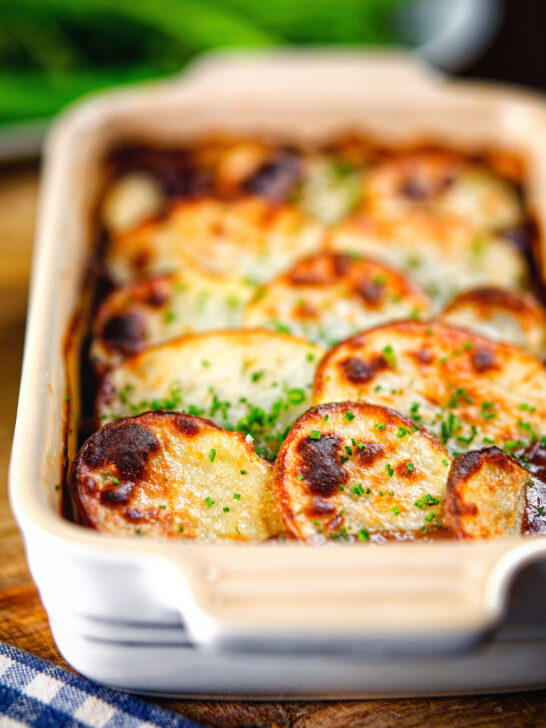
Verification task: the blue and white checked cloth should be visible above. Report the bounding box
[0,642,203,728]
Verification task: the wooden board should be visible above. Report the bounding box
[1,167,546,728]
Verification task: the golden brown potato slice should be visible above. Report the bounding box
[314,321,546,457]
[441,287,546,358]
[101,172,164,232]
[328,213,527,306]
[105,196,324,285]
[191,137,302,200]
[91,268,254,369]
[71,411,282,541]
[444,447,529,539]
[361,150,523,230]
[97,330,322,459]
[273,402,451,541]
[243,252,429,348]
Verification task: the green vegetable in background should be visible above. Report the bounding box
[0,0,409,126]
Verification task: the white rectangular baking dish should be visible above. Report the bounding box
[9,50,546,697]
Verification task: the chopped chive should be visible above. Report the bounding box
[422,493,439,506]
[204,496,215,507]
[310,430,321,440]
[357,528,370,542]
[223,507,230,512]
[385,464,394,477]
[233,493,241,500]
[343,411,355,422]
[382,344,397,368]
[296,474,304,481]
[287,388,305,404]
[392,506,400,515]
[351,483,364,496]
[209,448,216,462]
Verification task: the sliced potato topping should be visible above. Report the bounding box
[273,401,451,541]
[361,150,523,230]
[328,212,526,307]
[314,321,546,457]
[444,447,529,539]
[105,196,324,285]
[189,137,278,198]
[91,268,254,369]
[97,330,322,459]
[296,155,363,224]
[243,252,430,347]
[101,172,164,232]
[441,287,546,358]
[71,411,282,541]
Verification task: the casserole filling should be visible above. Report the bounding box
[69,137,546,542]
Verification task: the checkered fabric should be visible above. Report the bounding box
[0,642,203,727]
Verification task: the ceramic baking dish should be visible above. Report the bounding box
[9,51,546,697]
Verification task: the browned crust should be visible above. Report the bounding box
[70,410,239,529]
[253,250,429,305]
[273,400,446,539]
[443,286,545,317]
[312,319,541,402]
[93,274,173,359]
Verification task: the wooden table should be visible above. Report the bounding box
[1,167,546,728]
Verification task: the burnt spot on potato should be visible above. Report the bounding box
[100,481,134,506]
[173,414,202,437]
[243,149,301,201]
[340,355,388,383]
[356,441,384,466]
[355,278,382,305]
[305,496,337,516]
[82,421,159,482]
[410,347,434,366]
[471,346,498,373]
[296,433,348,498]
[102,312,146,356]
[399,172,454,201]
